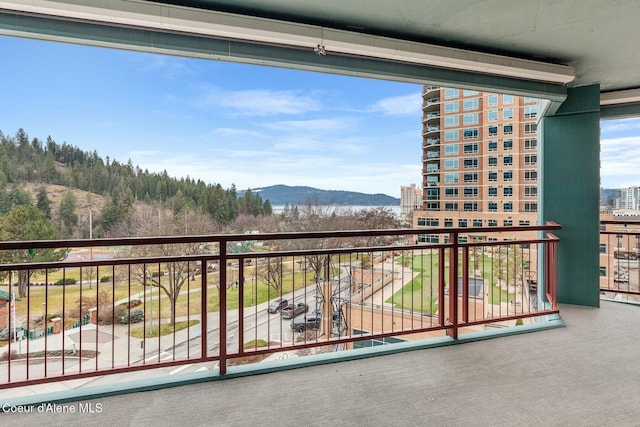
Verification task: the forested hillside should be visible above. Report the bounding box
[0,128,272,238]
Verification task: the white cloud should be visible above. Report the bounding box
[368,92,422,116]
[601,117,640,133]
[264,118,349,132]
[600,136,640,187]
[197,87,321,116]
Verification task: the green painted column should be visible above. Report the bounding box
[541,85,600,307]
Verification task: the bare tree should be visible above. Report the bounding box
[258,257,284,294]
[126,206,219,325]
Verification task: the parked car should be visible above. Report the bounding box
[281,302,309,319]
[119,309,144,324]
[291,314,321,332]
[267,298,288,314]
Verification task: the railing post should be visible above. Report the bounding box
[461,245,469,324]
[219,239,227,375]
[447,231,459,339]
[200,256,208,364]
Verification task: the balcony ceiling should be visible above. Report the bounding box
[152,0,639,94]
[1,1,640,99]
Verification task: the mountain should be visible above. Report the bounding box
[245,185,400,206]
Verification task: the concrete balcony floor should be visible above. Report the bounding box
[3,300,640,426]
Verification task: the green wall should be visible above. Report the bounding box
[541,85,600,307]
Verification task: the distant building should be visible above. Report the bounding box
[615,187,640,210]
[400,184,422,220]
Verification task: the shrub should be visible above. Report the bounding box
[54,278,77,285]
[99,275,111,283]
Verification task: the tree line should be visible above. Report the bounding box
[0,128,272,237]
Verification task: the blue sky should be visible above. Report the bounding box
[0,36,422,198]
[0,35,636,198]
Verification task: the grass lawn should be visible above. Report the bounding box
[128,320,199,338]
[387,252,514,312]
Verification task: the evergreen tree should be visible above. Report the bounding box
[58,191,78,237]
[36,186,52,218]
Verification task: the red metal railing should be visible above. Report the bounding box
[600,220,640,301]
[0,223,560,388]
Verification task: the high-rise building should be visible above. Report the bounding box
[414,86,540,242]
[615,187,640,210]
[400,183,422,220]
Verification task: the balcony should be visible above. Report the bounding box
[0,225,559,395]
[599,219,640,301]
[425,137,440,147]
[1,300,629,425]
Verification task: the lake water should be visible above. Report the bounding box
[271,205,401,216]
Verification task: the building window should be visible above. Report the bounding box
[444,218,453,227]
[445,101,459,113]
[519,220,530,226]
[503,94,514,104]
[463,172,478,183]
[488,202,498,212]
[463,202,478,211]
[488,219,498,227]
[426,188,439,200]
[524,97,537,103]
[444,159,459,169]
[463,98,479,111]
[445,202,458,211]
[599,266,607,277]
[525,122,538,134]
[463,113,479,125]
[417,217,440,227]
[503,219,513,226]
[418,234,440,243]
[504,202,513,212]
[524,154,537,165]
[444,88,459,99]
[444,144,459,155]
[488,172,498,182]
[444,116,459,128]
[504,155,513,166]
[524,170,537,181]
[503,108,513,120]
[463,143,479,154]
[488,156,498,166]
[488,94,498,106]
[488,110,498,121]
[463,90,479,96]
[463,157,479,168]
[464,187,478,197]
[503,139,513,150]
[524,185,537,197]
[524,202,538,212]
[503,124,513,135]
[488,140,498,151]
[599,243,607,254]
[463,128,479,139]
[524,106,537,118]
[488,186,498,196]
[488,126,498,136]
[503,171,513,181]
[524,138,537,150]
[445,130,459,141]
[444,173,459,183]
[473,219,483,227]
[459,219,468,227]
[503,186,513,196]
[445,188,458,197]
